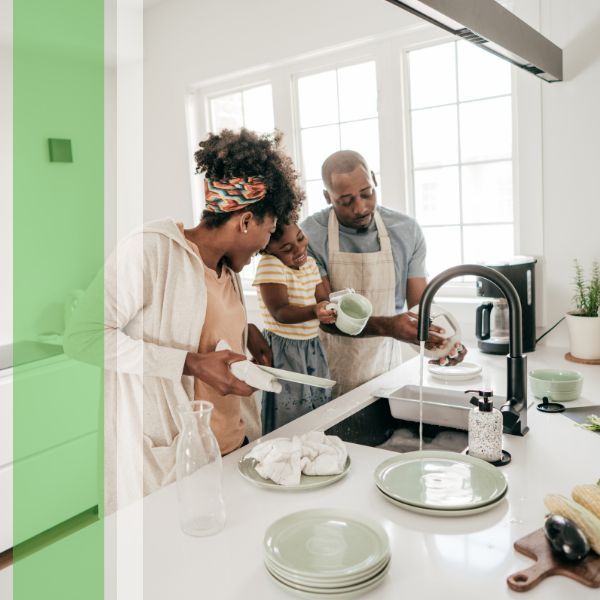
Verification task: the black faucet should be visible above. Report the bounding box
[417,264,529,436]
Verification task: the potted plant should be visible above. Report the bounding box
[566,260,600,361]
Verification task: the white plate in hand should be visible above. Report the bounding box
[428,362,482,381]
[257,365,336,388]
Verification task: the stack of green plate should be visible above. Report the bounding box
[374,450,508,517]
[263,508,391,598]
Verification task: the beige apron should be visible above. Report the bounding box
[321,209,402,397]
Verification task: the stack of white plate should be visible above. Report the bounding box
[374,450,508,517]
[263,508,391,598]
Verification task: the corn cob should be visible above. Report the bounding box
[572,483,600,519]
[544,493,600,554]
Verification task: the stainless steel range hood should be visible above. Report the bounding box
[385,0,563,82]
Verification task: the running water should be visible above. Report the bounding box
[418,341,425,451]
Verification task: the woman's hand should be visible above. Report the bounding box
[183,350,256,396]
[247,323,272,366]
[314,301,337,324]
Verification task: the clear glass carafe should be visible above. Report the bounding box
[176,401,225,536]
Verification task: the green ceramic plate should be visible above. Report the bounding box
[265,559,390,598]
[265,553,390,588]
[376,485,508,517]
[374,450,507,510]
[258,365,336,388]
[238,455,350,491]
[263,508,389,579]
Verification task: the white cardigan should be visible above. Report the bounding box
[64,219,259,514]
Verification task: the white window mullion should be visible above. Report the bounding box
[454,42,465,266]
[377,39,408,213]
[270,68,297,166]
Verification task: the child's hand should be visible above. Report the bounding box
[314,301,336,324]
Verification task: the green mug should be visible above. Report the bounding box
[327,292,373,336]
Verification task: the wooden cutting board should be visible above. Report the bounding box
[507,528,600,592]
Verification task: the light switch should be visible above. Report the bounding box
[48,138,73,162]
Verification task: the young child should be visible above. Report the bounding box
[253,217,336,434]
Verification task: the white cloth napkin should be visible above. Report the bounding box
[246,432,348,486]
[216,340,282,393]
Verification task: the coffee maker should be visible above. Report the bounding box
[475,257,537,354]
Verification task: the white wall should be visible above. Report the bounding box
[536,0,600,343]
[144,0,600,348]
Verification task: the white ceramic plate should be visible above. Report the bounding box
[428,362,482,381]
[374,450,507,510]
[265,558,390,599]
[376,485,507,517]
[263,508,389,579]
[258,365,336,389]
[238,455,351,491]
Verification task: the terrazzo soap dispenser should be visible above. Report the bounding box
[466,389,503,462]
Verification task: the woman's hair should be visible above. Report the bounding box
[194,128,304,228]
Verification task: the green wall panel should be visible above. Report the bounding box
[13,1,104,598]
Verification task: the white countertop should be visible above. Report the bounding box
[133,346,600,600]
[3,346,599,599]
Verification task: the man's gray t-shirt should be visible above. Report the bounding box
[300,206,427,312]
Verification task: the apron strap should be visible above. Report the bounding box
[327,207,392,257]
[373,210,392,253]
[327,208,340,254]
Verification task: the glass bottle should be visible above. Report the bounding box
[176,401,225,536]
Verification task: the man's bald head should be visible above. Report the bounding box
[321,150,370,191]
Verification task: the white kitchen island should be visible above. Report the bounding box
[2,346,599,600]
[133,346,600,600]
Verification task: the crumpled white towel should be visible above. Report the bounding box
[246,432,348,486]
[216,340,282,393]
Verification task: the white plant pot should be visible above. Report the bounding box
[566,312,600,360]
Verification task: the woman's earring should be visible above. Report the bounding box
[243,229,248,234]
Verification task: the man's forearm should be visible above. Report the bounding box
[320,315,394,338]
[362,315,395,337]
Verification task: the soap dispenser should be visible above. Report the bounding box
[465,389,502,463]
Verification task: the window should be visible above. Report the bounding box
[407,41,513,279]
[209,84,274,134]
[296,61,381,215]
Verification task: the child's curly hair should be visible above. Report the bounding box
[194,128,304,228]
[268,208,300,244]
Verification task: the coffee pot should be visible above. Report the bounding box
[475,257,537,355]
[476,298,510,354]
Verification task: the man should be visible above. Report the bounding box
[301,150,464,396]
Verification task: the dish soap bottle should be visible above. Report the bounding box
[466,389,502,463]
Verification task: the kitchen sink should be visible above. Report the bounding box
[386,385,505,431]
[325,392,472,453]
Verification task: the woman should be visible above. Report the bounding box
[64,128,303,514]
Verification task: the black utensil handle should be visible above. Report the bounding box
[476,302,493,341]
